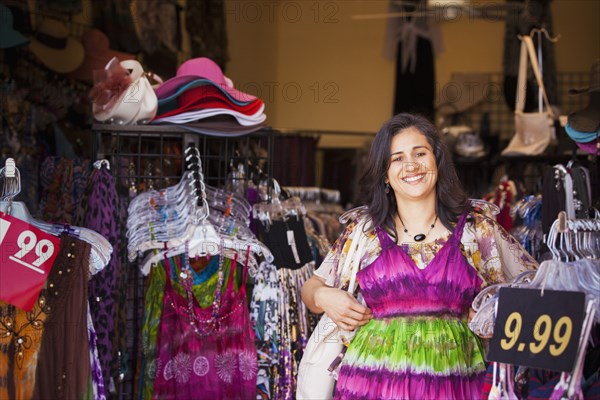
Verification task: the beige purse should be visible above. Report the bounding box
[296,218,369,400]
[502,35,556,156]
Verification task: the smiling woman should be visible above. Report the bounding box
[299,113,539,400]
[363,113,468,244]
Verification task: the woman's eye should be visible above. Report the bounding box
[392,156,403,162]
[416,152,426,157]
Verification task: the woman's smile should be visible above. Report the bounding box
[387,127,437,201]
[402,172,426,184]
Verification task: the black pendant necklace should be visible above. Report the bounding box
[398,214,438,242]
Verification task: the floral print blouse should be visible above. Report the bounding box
[315,211,539,291]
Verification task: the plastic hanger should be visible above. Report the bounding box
[126,147,274,270]
[252,178,307,224]
[127,150,252,244]
[127,189,256,260]
[137,220,271,276]
[127,150,235,253]
[567,299,597,398]
[0,159,112,273]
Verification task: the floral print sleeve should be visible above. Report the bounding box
[462,212,538,286]
[314,217,381,289]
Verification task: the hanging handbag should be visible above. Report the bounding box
[296,218,370,400]
[502,35,556,156]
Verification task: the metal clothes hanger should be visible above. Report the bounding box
[529,27,561,43]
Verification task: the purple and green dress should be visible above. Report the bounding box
[334,210,486,399]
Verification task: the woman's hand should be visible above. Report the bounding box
[314,286,373,331]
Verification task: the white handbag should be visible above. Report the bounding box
[92,58,161,124]
[502,35,556,156]
[296,218,370,400]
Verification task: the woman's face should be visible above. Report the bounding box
[386,127,438,202]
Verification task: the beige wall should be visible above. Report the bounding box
[225,0,600,148]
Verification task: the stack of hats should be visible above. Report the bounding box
[152,58,266,135]
[565,60,600,155]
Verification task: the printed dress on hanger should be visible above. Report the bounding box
[152,249,258,400]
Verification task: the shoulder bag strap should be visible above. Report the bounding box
[522,35,556,118]
[348,220,369,296]
[515,37,529,114]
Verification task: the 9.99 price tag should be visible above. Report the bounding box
[487,287,586,372]
[0,212,60,311]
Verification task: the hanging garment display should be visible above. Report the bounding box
[252,192,320,399]
[383,0,439,119]
[152,248,257,399]
[84,163,121,392]
[31,235,93,400]
[249,261,280,400]
[0,235,92,400]
[0,158,115,399]
[130,145,271,398]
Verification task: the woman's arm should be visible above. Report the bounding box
[301,275,372,331]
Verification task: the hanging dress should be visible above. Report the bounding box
[335,210,487,399]
[152,249,258,399]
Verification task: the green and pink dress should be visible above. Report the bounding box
[335,210,486,399]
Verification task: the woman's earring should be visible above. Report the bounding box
[385,182,390,194]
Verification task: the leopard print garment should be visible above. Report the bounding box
[85,166,120,392]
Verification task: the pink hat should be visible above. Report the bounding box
[154,57,257,103]
[154,85,264,120]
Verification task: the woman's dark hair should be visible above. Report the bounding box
[358,113,468,240]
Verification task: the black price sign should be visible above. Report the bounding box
[487,287,586,372]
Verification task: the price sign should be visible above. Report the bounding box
[488,287,586,372]
[0,212,60,311]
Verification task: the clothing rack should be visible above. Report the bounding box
[91,123,275,399]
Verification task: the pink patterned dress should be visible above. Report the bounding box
[334,210,486,399]
[152,249,258,400]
